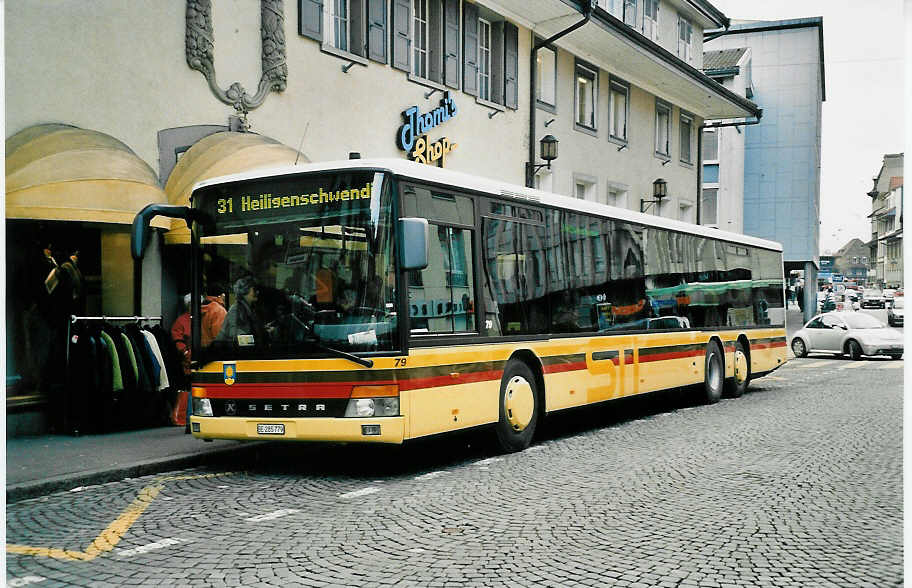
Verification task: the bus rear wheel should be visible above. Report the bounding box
[700,341,724,404]
[494,360,540,453]
[724,340,750,398]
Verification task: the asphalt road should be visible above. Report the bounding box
[6,353,902,588]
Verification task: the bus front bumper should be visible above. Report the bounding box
[190,416,405,444]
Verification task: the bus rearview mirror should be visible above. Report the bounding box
[399,217,429,270]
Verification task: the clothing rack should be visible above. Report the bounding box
[71,315,162,323]
[66,315,163,372]
[63,314,167,436]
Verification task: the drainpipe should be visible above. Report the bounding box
[695,116,761,225]
[526,3,594,187]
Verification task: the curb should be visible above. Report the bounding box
[7,442,269,504]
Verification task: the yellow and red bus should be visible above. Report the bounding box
[133,159,787,452]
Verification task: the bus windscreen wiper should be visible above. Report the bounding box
[293,315,374,368]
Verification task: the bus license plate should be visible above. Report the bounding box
[257,424,285,435]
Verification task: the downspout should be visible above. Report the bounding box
[695,115,762,225]
[526,3,593,187]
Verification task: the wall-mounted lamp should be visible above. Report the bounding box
[341,61,357,73]
[424,88,440,99]
[488,109,502,119]
[617,143,627,152]
[640,178,667,213]
[544,118,555,127]
[525,135,559,182]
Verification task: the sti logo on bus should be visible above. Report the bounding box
[223,363,237,385]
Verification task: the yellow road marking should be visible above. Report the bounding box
[7,471,234,562]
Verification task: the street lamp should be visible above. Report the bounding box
[525,135,559,184]
[640,178,667,213]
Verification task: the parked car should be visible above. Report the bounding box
[861,288,885,309]
[791,312,903,360]
[887,296,904,326]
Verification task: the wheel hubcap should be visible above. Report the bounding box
[504,376,535,432]
[734,350,748,385]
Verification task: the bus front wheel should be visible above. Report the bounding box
[494,360,540,453]
[701,341,724,404]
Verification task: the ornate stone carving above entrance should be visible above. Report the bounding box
[186,0,287,114]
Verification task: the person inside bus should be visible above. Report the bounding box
[216,277,267,345]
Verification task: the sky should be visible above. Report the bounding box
[708,0,906,255]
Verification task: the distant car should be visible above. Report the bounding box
[884,289,897,303]
[861,288,885,309]
[887,297,904,326]
[791,311,903,360]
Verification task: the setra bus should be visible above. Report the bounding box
[132,158,787,452]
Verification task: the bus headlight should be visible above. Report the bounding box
[344,385,399,417]
[343,397,399,417]
[192,397,213,417]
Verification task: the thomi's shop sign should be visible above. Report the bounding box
[396,92,458,167]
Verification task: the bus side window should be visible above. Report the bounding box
[409,225,476,335]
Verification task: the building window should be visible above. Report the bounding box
[536,44,556,107]
[478,18,492,101]
[702,129,718,161]
[701,187,718,225]
[655,100,671,157]
[412,0,429,78]
[863,256,868,264]
[599,0,624,19]
[609,78,629,144]
[574,176,596,201]
[575,61,598,131]
[642,0,659,42]
[677,15,693,63]
[680,112,693,164]
[329,0,350,52]
[608,185,628,208]
[624,0,637,27]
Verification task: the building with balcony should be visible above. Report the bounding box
[703,17,825,320]
[6,0,758,434]
[867,154,904,289]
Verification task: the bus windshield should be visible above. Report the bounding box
[194,170,398,359]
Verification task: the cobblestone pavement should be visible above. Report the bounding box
[7,357,903,587]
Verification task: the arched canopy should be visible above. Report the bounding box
[6,124,169,227]
[163,131,308,243]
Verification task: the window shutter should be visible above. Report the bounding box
[299,0,323,41]
[350,0,365,56]
[443,0,459,88]
[391,0,411,71]
[462,2,478,96]
[490,21,504,105]
[428,0,443,83]
[503,22,518,109]
[367,0,387,63]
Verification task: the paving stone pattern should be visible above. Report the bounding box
[6,358,902,587]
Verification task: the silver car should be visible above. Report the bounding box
[791,311,903,360]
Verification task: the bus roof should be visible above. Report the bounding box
[192,158,783,252]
